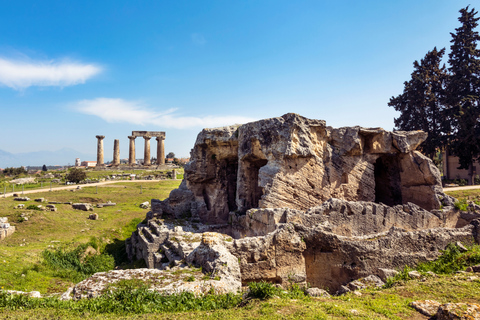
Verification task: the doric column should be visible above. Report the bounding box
[96,135,105,166]
[156,137,165,165]
[128,136,136,166]
[143,136,151,166]
[113,139,120,166]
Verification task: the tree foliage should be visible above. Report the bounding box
[389,6,480,184]
[2,167,28,176]
[388,47,447,160]
[66,168,87,183]
[445,6,480,181]
[42,164,48,172]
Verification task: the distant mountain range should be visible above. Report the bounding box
[0,148,96,168]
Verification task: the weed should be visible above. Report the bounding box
[384,243,480,288]
[26,205,41,211]
[454,199,468,211]
[40,239,115,283]
[417,242,480,274]
[247,281,279,300]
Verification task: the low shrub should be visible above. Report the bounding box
[384,243,480,288]
[41,238,115,283]
[26,205,42,211]
[454,199,469,211]
[247,281,279,300]
[417,242,480,274]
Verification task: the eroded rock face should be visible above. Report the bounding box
[126,113,480,294]
[153,113,447,225]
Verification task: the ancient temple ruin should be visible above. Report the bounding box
[126,113,480,293]
[95,131,166,167]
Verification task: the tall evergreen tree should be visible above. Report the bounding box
[388,47,447,160]
[445,6,480,185]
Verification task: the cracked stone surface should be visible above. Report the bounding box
[123,114,480,295]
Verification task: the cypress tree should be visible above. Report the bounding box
[445,6,480,185]
[388,47,447,161]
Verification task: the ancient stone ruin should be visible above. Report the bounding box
[95,131,166,168]
[126,113,480,294]
[0,217,15,240]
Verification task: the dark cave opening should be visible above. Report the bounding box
[374,155,403,206]
[244,158,268,211]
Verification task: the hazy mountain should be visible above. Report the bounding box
[0,148,96,167]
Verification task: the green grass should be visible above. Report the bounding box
[0,177,479,319]
[445,188,480,202]
[0,179,181,293]
[0,243,479,319]
[0,168,184,194]
[1,270,479,319]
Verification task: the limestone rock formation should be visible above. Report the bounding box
[126,113,480,294]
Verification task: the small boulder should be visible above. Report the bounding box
[466,265,480,273]
[377,268,399,281]
[60,287,73,301]
[411,300,441,317]
[13,197,30,201]
[306,287,330,297]
[72,203,93,211]
[436,302,480,320]
[88,213,98,220]
[408,271,422,279]
[34,198,45,203]
[456,241,468,252]
[335,285,351,295]
[140,201,150,209]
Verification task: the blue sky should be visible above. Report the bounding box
[0,0,477,163]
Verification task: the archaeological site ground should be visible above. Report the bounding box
[1,114,480,319]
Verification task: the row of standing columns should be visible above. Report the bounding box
[96,135,165,166]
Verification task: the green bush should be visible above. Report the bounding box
[41,239,115,283]
[384,243,480,288]
[26,205,42,210]
[454,199,469,211]
[247,281,279,300]
[417,242,480,274]
[66,168,87,183]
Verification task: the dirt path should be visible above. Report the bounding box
[0,180,169,198]
[443,185,480,191]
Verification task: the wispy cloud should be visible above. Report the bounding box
[74,97,255,129]
[0,57,101,90]
[191,33,206,45]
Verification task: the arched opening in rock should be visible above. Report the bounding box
[374,155,402,206]
[243,158,268,210]
[225,160,238,212]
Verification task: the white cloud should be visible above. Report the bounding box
[0,57,101,90]
[74,97,256,129]
[191,33,206,45]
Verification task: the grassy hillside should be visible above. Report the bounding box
[0,180,181,293]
